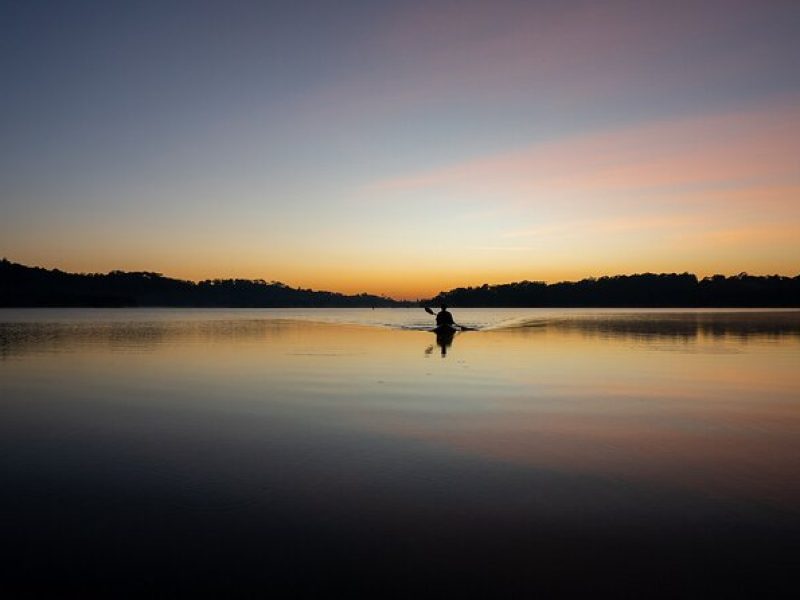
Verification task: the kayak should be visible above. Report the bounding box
[432,325,459,335]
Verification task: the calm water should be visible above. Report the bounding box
[2,308,799,595]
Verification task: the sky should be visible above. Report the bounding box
[1,0,798,299]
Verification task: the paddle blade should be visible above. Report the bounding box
[424,307,435,315]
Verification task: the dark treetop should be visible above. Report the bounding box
[421,272,800,308]
[2,259,799,308]
[0,259,405,308]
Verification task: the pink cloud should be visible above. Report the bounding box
[503,213,707,239]
[367,98,800,202]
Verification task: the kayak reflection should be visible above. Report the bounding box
[425,325,457,357]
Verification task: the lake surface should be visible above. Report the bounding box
[2,308,799,595]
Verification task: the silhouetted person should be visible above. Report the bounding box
[436,304,454,327]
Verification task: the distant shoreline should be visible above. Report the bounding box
[2,259,799,308]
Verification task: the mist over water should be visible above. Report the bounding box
[2,308,799,595]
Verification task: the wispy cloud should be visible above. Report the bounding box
[470,245,540,252]
[503,213,706,240]
[369,98,799,194]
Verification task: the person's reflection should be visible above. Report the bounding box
[425,327,456,357]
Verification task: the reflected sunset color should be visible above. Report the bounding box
[2,308,799,594]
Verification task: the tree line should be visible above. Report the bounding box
[422,272,800,307]
[3,259,799,307]
[0,259,403,307]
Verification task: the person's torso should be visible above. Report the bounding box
[436,311,454,325]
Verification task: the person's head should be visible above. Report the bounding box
[440,304,448,311]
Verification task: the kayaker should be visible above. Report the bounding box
[436,304,454,327]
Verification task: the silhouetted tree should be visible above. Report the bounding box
[422,272,799,307]
[0,259,407,308]
[2,259,798,307]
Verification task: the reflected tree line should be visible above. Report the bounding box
[532,313,800,341]
[2,313,798,362]
[0,319,313,360]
